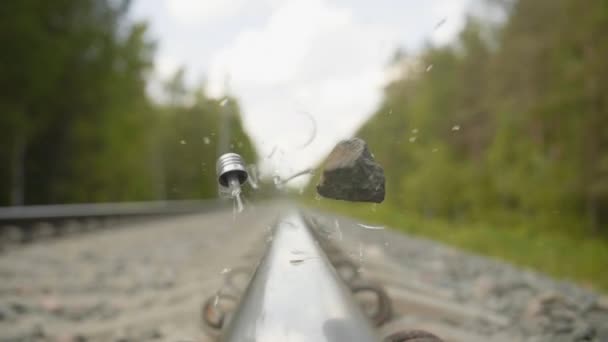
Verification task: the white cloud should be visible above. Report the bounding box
[133,0,472,187]
[165,0,247,26]
[208,0,354,90]
[207,0,398,184]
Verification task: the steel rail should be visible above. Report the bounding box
[0,200,227,245]
[0,200,224,223]
[223,210,379,342]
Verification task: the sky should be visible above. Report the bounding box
[130,0,472,187]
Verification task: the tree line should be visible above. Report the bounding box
[356,0,608,235]
[0,0,256,206]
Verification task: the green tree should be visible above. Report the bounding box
[0,1,258,205]
[351,0,608,234]
[157,73,257,199]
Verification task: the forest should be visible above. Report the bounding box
[355,0,608,234]
[0,1,256,206]
[316,0,608,290]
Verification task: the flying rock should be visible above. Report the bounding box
[316,138,385,203]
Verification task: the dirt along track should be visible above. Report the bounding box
[0,202,607,342]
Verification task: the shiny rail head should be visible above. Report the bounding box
[223,211,379,342]
[216,153,249,187]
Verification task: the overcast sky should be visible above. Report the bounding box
[130,0,471,186]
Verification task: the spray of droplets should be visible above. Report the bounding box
[357,223,385,230]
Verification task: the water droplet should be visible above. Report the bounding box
[409,136,417,143]
[452,125,460,131]
[273,176,282,190]
[357,223,385,230]
[267,146,278,158]
[220,97,228,106]
[278,168,314,186]
[213,293,220,307]
[432,148,439,153]
[412,128,419,134]
[233,193,243,214]
[334,219,343,241]
[180,140,186,145]
[220,268,231,274]
[434,18,447,30]
[358,243,364,265]
[294,110,317,149]
[426,64,433,72]
[228,177,244,215]
[203,137,211,144]
[388,109,393,115]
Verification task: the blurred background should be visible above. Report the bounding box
[1,0,606,292]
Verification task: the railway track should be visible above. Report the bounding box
[0,201,225,248]
[0,202,606,341]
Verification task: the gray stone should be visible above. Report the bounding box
[316,138,385,203]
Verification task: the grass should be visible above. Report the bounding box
[305,199,608,293]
